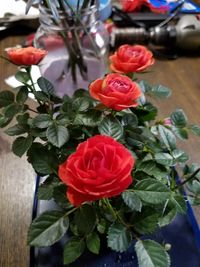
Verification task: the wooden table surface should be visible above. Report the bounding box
[0,34,200,267]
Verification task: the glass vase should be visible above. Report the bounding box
[34,1,109,97]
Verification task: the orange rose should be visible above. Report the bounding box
[89,73,141,111]
[109,44,155,74]
[7,46,47,66]
[58,135,134,206]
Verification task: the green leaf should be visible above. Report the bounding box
[53,184,71,209]
[158,208,177,227]
[121,113,138,127]
[172,126,188,140]
[63,238,85,264]
[188,180,200,194]
[16,86,28,103]
[17,113,30,125]
[34,91,50,102]
[74,204,96,234]
[148,84,171,99]
[139,80,151,93]
[73,97,90,112]
[136,161,168,181]
[0,90,15,108]
[143,102,158,121]
[97,218,107,234]
[189,124,200,136]
[46,123,69,148]
[37,175,60,200]
[158,125,176,151]
[33,114,52,129]
[170,109,187,127]
[27,143,58,174]
[170,195,187,214]
[86,232,100,254]
[4,103,21,119]
[28,210,69,246]
[135,240,170,267]
[37,77,54,95]
[56,114,71,125]
[0,115,12,128]
[98,116,123,140]
[122,191,142,211]
[172,149,189,163]
[15,71,29,83]
[5,124,27,136]
[73,111,102,127]
[133,210,159,234]
[155,153,175,166]
[134,179,170,204]
[107,223,132,252]
[12,135,33,157]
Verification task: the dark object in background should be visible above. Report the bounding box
[111,15,200,52]
[0,13,39,39]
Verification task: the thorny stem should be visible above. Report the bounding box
[174,168,200,190]
[25,67,43,106]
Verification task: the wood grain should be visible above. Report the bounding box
[0,36,35,267]
[0,36,200,267]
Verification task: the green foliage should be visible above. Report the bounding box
[74,204,96,234]
[135,240,170,267]
[1,61,200,267]
[63,238,85,264]
[0,90,15,107]
[107,223,132,252]
[12,135,33,157]
[158,125,176,151]
[122,191,142,211]
[86,232,100,254]
[170,109,187,127]
[46,123,69,148]
[15,71,30,83]
[140,80,171,99]
[133,209,159,234]
[98,116,124,140]
[28,210,69,246]
[134,179,170,204]
[37,77,55,95]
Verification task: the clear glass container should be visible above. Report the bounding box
[34,2,109,97]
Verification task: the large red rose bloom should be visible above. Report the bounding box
[58,135,135,206]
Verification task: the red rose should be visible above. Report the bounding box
[121,0,168,13]
[122,0,145,12]
[89,73,141,111]
[109,44,155,74]
[7,46,47,66]
[58,135,135,206]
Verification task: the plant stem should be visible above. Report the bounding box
[174,168,200,190]
[64,207,78,217]
[25,67,43,106]
[28,107,39,114]
[103,198,117,220]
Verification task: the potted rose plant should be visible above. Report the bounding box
[1,44,200,267]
